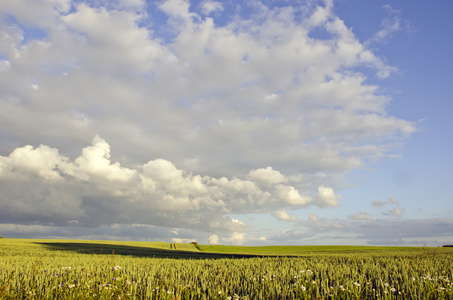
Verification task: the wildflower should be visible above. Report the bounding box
[390,288,396,292]
[218,291,222,294]
[384,283,389,287]
[301,285,306,291]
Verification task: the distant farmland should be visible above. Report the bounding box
[1,239,452,299]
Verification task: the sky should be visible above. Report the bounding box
[0,0,452,246]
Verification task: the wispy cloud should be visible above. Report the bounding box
[368,4,415,44]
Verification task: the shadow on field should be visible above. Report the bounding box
[34,242,262,260]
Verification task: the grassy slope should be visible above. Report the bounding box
[196,244,425,255]
[2,238,445,259]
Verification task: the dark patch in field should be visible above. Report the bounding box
[34,242,267,260]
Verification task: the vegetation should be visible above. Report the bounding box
[1,238,453,299]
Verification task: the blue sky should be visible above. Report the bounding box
[0,0,452,246]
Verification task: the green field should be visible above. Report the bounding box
[1,239,452,299]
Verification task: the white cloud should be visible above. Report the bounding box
[275,185,312,206]
[200,0,223,16]
[221,232,246,245]
[274,209,297,222]
[247,167,286,186]
[208,234,219,244]
[74,135,136,182]
[314,185,340,208]
[0,144,66,181]
[159,0,196,25]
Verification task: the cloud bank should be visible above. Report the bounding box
[0,135,336,242]
[0,0,418,244]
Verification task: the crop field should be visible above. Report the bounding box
[1,239,453,299]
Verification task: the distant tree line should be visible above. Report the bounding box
[442,245,453,247]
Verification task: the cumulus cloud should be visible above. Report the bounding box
[276,185,312,206]
[274,209,297,222]
[0,0,418,242]
[247,167,286,186]
[314,185,340,208]
[0,136,341,241]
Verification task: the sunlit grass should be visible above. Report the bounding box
[195,244,428,255]
[1,238,452,299]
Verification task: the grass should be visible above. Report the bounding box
[195,244,429,256]
[1,238,453,299]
